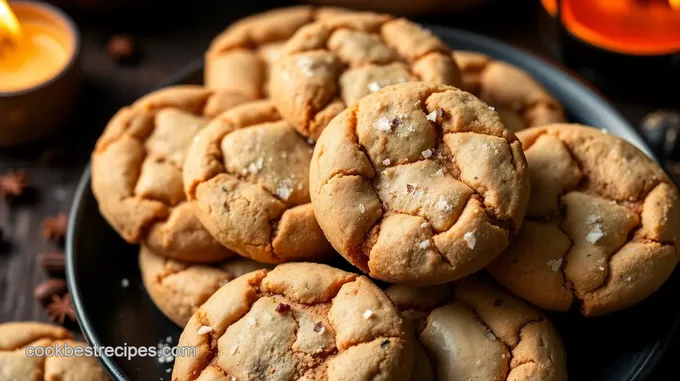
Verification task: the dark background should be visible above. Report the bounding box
[1,0,679,379]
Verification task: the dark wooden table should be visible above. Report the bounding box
[1,1,678,379]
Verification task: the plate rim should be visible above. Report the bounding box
[66,27,675,381]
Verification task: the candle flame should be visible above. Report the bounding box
[670,0,680,10]
[0,0,21,42]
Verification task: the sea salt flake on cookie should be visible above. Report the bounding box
[197,325,213,335]
[368,81,381,92]
[382,158,391,166]
[359,204,366,214]
[426,110,437,122]
[585,224,605,244]
[546,258,563,272]
[586,214,601,224]
[437,197,453,212]
[275,179,294,200]
[374,117,392,132]
[464,231,476,249]
[426,108,444,122]
[435,169,444,177]
[363,309,374,319]
[422,149,433,158]
[418,240,431,250]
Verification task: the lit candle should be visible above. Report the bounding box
[542,0,680,56]
[0,0,73,92]
[0,1,79,146]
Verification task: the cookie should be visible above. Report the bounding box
[453,51,565,132]
[309,82,530,285]
[183,100,333,263]
[488,124,680,316]
[205,6,348,98]
[270,11,462,139]
[0,322,110,381]
[139,245,272,326]
[172,262,414,381]
[386,275,567,381]
[91,85,251,262]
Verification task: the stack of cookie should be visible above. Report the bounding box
[88,6,680,381]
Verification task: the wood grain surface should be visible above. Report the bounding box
[0,1,677,379]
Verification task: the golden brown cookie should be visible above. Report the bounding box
[488,124,680,316]
[453,51,565,132]
[172,262,414,381]
[183,100,334,263]
[309,82,530,285]
[140,245,273,327]
[270,11,462,139]
[91,85,251,263]
[205,6,348,98]
[386,275,567,381]
[0,322,110,381]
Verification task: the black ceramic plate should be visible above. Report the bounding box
[67,27,680,381]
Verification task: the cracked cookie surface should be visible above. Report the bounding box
[91,85,250,262]
[309,82,530,285]
[0,322,110,381]
[140,245,273,327]
[205,6,348,98]
[270,11,462,139]
[453,51,565,132]
[184,100,334,263]
[385,275,567,381]
[488,124,680,316]
[172,262,414,381]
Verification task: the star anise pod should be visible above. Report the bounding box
[0,170,28,198]
[45,294,76,325]
[42,214,68,242]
